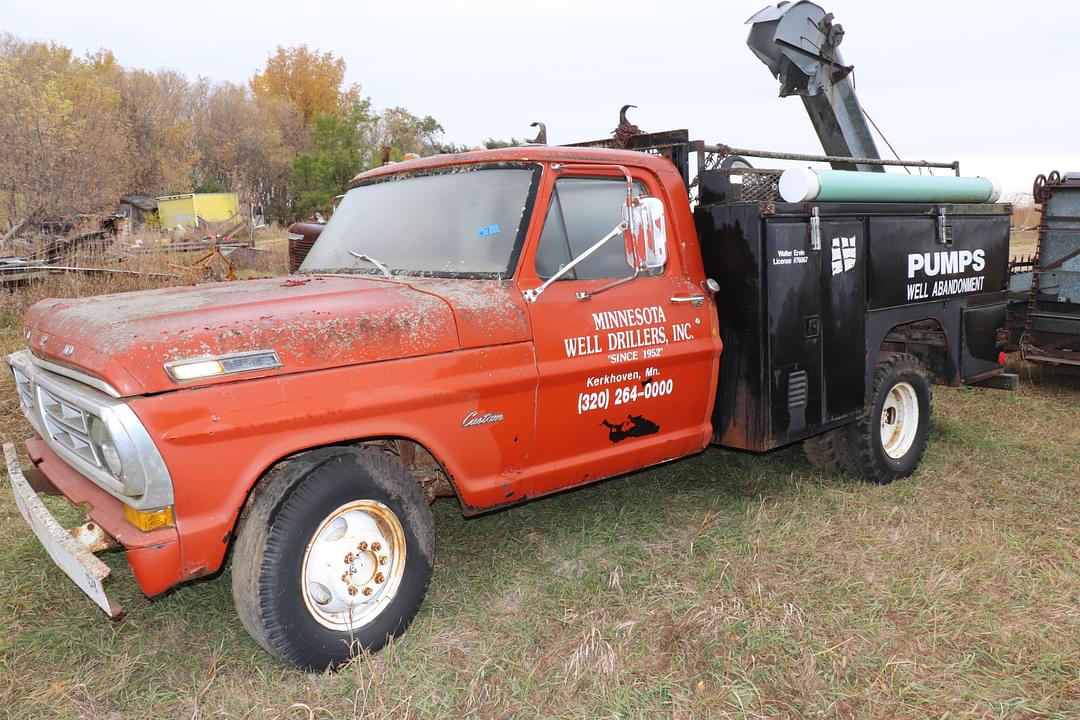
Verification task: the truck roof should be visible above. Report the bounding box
[350,145,676,186]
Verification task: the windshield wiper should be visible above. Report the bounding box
[347,250,392,278]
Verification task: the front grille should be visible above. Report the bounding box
[7,349,175,510]
[37,385,99,466]
[11,366,34,410]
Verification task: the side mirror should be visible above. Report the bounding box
[622,197,668,272]
[641,197,667,271]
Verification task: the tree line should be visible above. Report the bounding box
[0,36,499,232]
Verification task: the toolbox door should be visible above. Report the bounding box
[764,220,822,442]
[763,216,866,445]
[818,218,866,423]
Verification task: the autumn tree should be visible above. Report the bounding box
[250,45,360,126]
[0,36,131,234]
[187,81,306,223]
[370,107,446,161]
[119,69,197,195]
[0,34,457,233]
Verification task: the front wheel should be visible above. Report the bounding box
[841,352,932,484]
[231,447,434,671]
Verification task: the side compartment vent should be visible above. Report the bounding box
[788,370,808,409]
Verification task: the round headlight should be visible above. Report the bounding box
[100,442,123,477]
[89,417,123,477]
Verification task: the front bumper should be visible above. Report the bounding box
[5,442,121,616]
[5,439,183,616]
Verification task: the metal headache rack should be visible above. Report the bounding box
[565,129,960,204]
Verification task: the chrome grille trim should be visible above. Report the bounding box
[12,366,34,410]
[39,386,92,435]
[7,349,174,510]
[29,354,122,399]
[37,385,99,466]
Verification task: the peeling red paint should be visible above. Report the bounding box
[24,276,461,396]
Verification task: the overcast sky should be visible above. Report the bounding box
[7,0,1076,194]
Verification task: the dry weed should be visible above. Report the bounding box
[0,239,289,323]
[564,626,617,681]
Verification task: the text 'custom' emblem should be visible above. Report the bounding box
[462,411,504,428]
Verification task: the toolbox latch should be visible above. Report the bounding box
[810,207,821,251]
[936,207,953,246]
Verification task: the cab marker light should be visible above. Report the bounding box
[165,350,282,382]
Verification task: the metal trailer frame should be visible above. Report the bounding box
[1007,172,1080,367]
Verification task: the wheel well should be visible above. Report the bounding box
[229,437,457,557]
[368,438,458,504]
[279,437,458,503]
[879,319,947,383]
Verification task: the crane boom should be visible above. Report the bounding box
[747,2,885,172]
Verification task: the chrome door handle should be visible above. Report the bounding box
[670,294,705,306]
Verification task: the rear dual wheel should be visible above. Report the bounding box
[232,447,434,671]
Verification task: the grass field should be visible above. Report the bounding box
[0,235,1077,718]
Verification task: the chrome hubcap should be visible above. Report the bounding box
[301,500,406,630]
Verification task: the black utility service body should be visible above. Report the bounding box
[696,181,1011,453]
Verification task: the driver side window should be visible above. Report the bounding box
[535,177,646,280]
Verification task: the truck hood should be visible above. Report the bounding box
[23,275,466,396]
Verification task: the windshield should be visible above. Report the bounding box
[299,164,540,278]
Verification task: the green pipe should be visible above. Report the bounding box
[779,168,1001,203]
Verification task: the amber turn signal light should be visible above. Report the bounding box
[123,504,174,531]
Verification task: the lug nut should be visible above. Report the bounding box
[344,552,355,563]
[362,587,373,597]
[371,542,382,552]
[374,572,385,584]
[379,555,388,566]
[341,572,350,583]
[357,541,368,551]
[347,586,358,596]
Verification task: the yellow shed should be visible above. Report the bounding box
[157,192,239,228]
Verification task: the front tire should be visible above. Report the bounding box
[841,353,932,484]
[231,447,434,671]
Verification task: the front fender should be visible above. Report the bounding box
[131,344,537,580]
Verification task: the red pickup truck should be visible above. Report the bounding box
[6,141,1011,670]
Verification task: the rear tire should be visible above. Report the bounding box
[231,447,434,671]
[841,352,932,484]
[802,429,851,472]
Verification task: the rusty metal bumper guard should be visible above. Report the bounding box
[4,442,122,617]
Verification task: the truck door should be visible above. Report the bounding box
[522,171,717,498]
